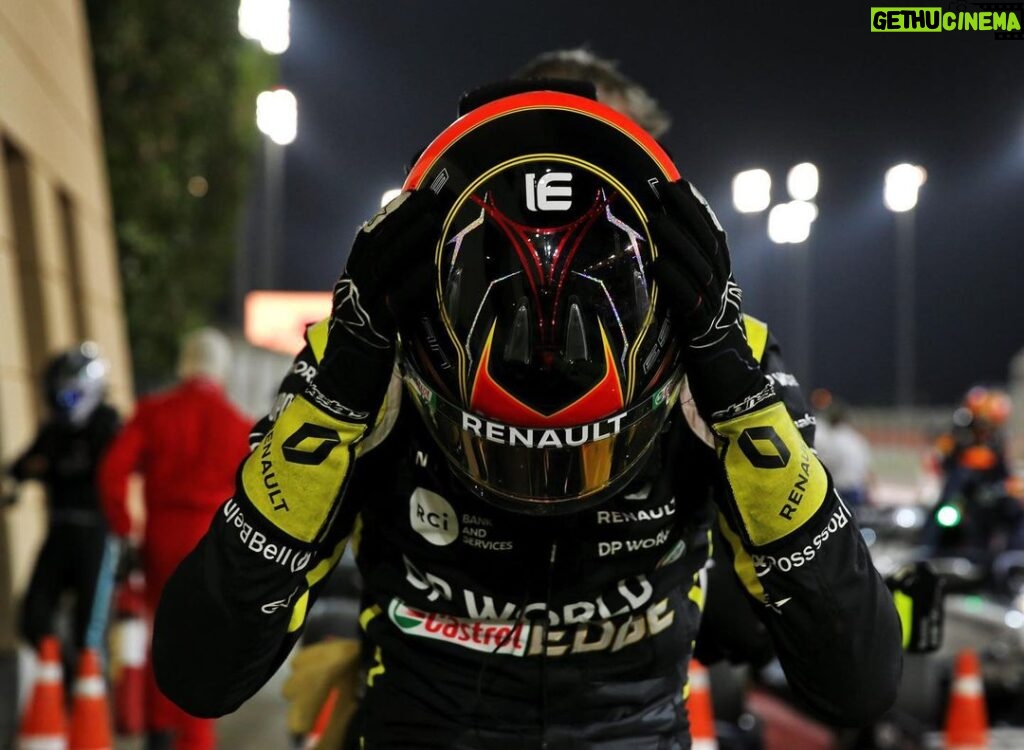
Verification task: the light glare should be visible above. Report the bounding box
[936,504,961,528]
[732,169,771,213]
[239,0,290,54]
[767,201,813,244]
[787,162,819,201]
[256,89,297,145]
[380,188,403,208]
[884,163,927,212]
[894,507,919,529]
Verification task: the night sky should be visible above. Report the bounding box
[247,0,1024,406]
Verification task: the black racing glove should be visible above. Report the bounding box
[649,180,768,420]
[309,189,442,422]
[886,561,945,653]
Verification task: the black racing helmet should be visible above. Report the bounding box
[44,342,109,427]
[399,87,684,515]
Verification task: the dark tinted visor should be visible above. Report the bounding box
[403,363,683,514]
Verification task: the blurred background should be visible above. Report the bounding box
[1,1,1023,748]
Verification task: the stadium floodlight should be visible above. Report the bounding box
[239,0,290,54]
[789,199,818,225]
[380,188,403,208]
[732,169,771,213]
[767,201,813,244]
[787,162,819,201]
[256,89,298,145]
[884,163,927,212]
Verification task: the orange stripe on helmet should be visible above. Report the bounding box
[403,91,680,191]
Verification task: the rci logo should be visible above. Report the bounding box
[410,487,458,546]
[281,423,341,465]
[525,171,573,211]
[738,426,791,469]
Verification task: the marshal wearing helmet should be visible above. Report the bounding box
[154,83,902,748]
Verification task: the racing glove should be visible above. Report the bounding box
[650,179,826,548]
[310,189,443,421]
[649,180,766,422]
[241,189,442,546]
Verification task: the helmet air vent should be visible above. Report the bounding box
[504,299,532,364]
[565,301,589,363]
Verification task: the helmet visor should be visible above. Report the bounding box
[403,363,683,514]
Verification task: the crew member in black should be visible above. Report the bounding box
[7,344,119,660]
[154,84,902,749]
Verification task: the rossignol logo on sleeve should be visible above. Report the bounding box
[223,499,311,573]
[461,412,625,448]
[751,502,852,577]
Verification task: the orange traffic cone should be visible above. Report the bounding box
[17,636,68,750]
[686,659,717,750]
[944,648,989,749]
[68,649,112,750]
[304,688,339,749]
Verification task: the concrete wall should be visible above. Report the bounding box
[0,0,131,650]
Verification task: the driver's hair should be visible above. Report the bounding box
[513,48,672,139]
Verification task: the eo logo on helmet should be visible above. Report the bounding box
[461,411,626,449]
[524,171,573,211]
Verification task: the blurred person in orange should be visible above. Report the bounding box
[926,386,1021,554]
[98,327,253,750]
[934,385,1012,483]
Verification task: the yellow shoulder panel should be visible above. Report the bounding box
[307,317,331,363]
[742,314,769,364]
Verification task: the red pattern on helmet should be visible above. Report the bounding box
[470,323,623,427]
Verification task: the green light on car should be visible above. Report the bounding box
[936,504,962,528]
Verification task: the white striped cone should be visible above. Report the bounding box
[17,738,68,750]
[18,637,68,750]
[69,649,112,750]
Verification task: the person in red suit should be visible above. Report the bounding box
[99,327,253,750]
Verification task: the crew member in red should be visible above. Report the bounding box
[98,327,253,750]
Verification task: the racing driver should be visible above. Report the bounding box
[153,82,903,748]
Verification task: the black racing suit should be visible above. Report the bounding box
[10,404,120,649]
[153,317,902,749]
